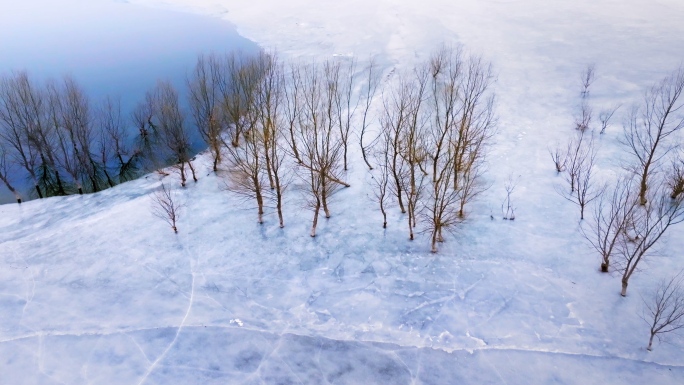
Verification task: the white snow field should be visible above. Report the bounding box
[2,0,684,384]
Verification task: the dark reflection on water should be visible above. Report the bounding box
[0,0,259,203]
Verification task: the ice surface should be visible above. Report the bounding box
[2,0,684,384]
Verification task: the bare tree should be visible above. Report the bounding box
[188,53,224,172]
[254,51,289,227]
[132,92,164,173]
[425,148,461,253]
[575,66,595,131]
[424,46,466,251]
[220,51,261,148]
[336,58,359,171]
[548,142,567,173]
[0,142,21,203]
[151,183,183,233]
[371,135,391,228]
[292,61,346,236]
[359,57,381,170]
[47,81,83,194]
[574,100,592,132]
[28,79,66,196]
[616,185,684,296]
[283,61,303,164]
[562,130,592,194]
[623,67,684,206]
[379,75,413,215]
[580,64,596,99]
[667,152,684,200]
[223,51,292,226]
[403,71,429,241]
[224,127,267,224]
[641,271,684,351]
[97,97,139,185]
[379,66,429,241]
[0,72,60,198]
[501,175,518,220]
[571,136,604,220]
[96,125,116,189]
[580,176,638,272]
[599,104,620,134]
[452,54,496,217]
[559,80,604,219]
[50,77,104,194]
[148,81,197,187]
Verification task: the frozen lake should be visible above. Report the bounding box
[0,0,258,202]
[1,0,257,109]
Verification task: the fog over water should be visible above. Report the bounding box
[0,0,259,202]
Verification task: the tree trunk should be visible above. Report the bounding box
[600,261,609,273]
[322,177,331,218]
[322,197,331,219]
[647,333,655,351]
[311,200,320,237]
[408,202,414,240]
[35,184,43,199]
[431,228,438,253]
[187,161,198,182]
[103,169,115,188]
[289,124,301,163]
[639,171,648,206]
[621,279,628,297]
[90,175,100,193]
[0,177,21,204]
[179,162,187,187]
[343,146,348,171]
[256,179,264,224]
[232,128,241,148]
[361,142,373,170]
[263,141,275,190]
[55,171,66,196]
[274,176,284,228]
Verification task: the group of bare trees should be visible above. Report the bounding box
[555,66,684,350]
[551,65,617,220]
[0,72,209,201]
[0,72,144,201]
[211,52,289,227]
[577,67,684,287]
[175,46,497,246]
[135,81,199,187]
[185,51,382,235]
[372,47,496,252]
[1,46,498,248]
[0,53,277,202]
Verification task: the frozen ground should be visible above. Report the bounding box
[2,0,684,384]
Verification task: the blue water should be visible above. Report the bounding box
[1,0,258,110]
[0,0,259,202]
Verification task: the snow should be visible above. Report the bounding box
[2,0,684,384]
